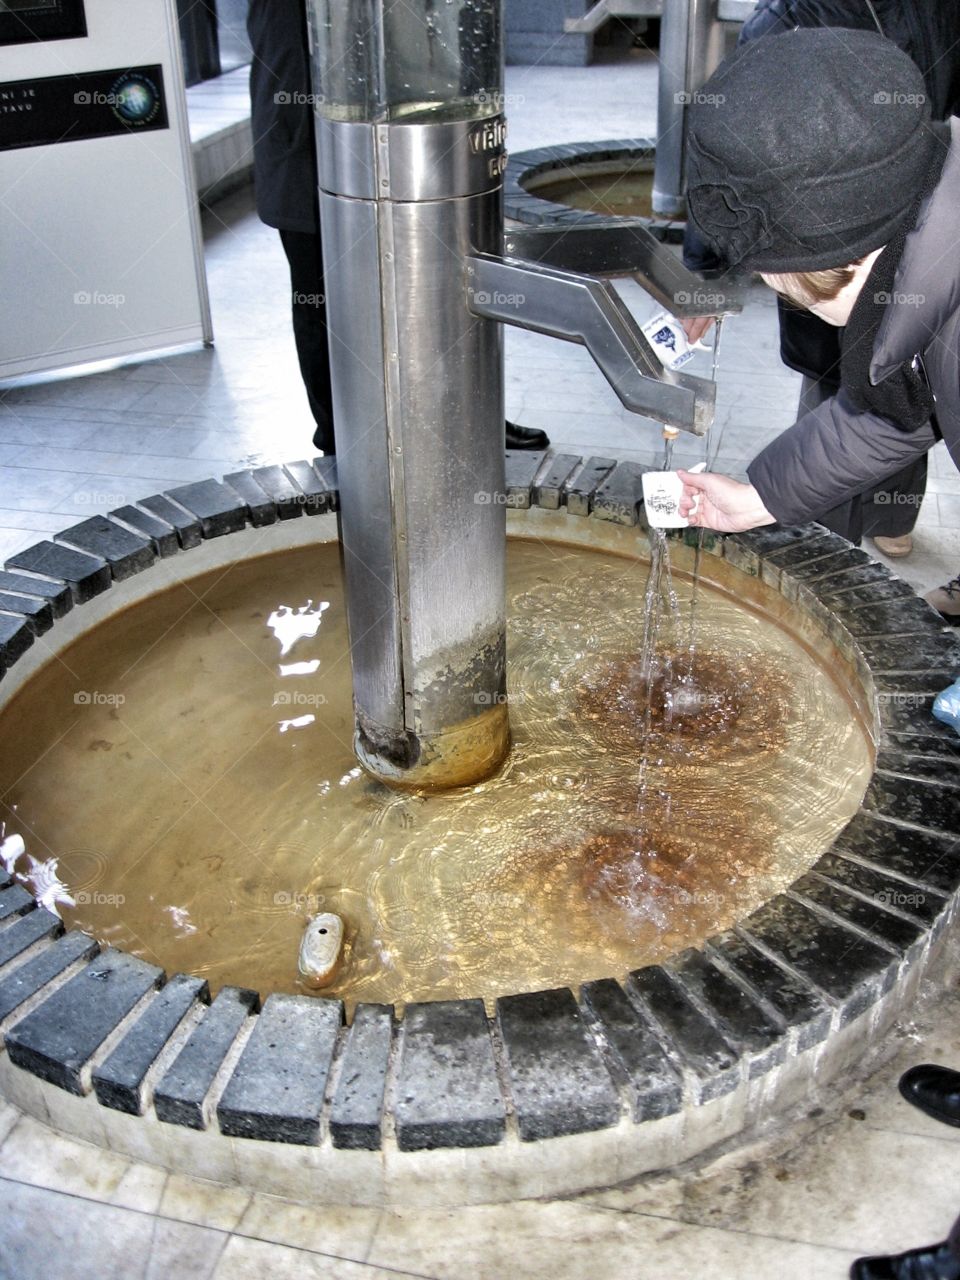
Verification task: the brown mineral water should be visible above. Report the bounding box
[0,538,872,1014]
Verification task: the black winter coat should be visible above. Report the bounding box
[247,0,318,233]
[747,124,960,526]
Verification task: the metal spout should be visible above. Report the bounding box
[466,252,720,436]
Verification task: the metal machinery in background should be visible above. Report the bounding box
[563,0,758,217]
[307,0,739,791]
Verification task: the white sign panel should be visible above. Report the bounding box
[0,0,212,378]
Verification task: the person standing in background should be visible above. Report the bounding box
[247,0,549,454]
[248,0,335,456]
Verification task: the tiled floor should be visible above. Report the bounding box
[2,45,960,1280]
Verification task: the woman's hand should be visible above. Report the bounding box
[677,470,776,533]
[680,315,717,344]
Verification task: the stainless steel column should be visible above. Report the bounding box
[652,0,727,217]
[308,2,509,789]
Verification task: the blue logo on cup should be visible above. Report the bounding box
[652,325,677,353]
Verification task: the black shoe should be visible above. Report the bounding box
[505,420,549,450]
[851,1242,960,1279]
[899,1064,960,1127]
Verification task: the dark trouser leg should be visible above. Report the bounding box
[797,375,926,542]
[949,1210,960,1256]
[279,228,335,455]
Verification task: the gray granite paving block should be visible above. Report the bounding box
[810,852,946,928]
[222,471,279,526]
[5,948,163,1094]
[312,456,339,510]
[218,992,343,1144]
[0,931,100,1026]
[5,541,111,604]
[93,973,209,1116]
[137,494,203,549]
[832,813,960,897]
[0,614,33,669]
[248,465,303,520]
[627,966,739,1097]
[163,480,247,538]
[0,571,72,618]
[54,516,155,581]
[874,669,960,697]
[876,690,957,737]
[154,985,259,1129]
[595,461,645,526]
[283,459,334,515]
[857,632,960,674]
[827,596,943,638]
[0,883,38,922]
[722,524,824,576]
[395,999,506,1151]
[249,465,305,519]
[738,894,894,1024]
[815,561,909,597]
[704,930,832,1052]
[0,906,61,968]
[496,987,620,1141]
[0,590,54,636]
[534,452,581,510]
[781,548,873,590]
[504,450,547,510]
[881,732,960,766]
[565,455,617,516]
[580,978,682,1121]
[817,578,916,609]
[108,504,180,558]
[877,748,960,785]
[664,949,786,1069]
[761,534,853,586]
[865,773,960,837]
[329,1002,393,1150]
[788,875,923,956]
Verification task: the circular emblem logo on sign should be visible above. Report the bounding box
[110,73,161,126]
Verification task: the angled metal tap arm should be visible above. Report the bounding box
[466,252,716,436]
[501,223,744,318]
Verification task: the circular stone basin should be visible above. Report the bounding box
[0,539,871,1012]
[0,454,956,1208]
[505,139,685,241]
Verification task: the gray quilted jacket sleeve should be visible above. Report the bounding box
[745,388,936,527]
